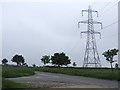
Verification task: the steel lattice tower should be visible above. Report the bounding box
[78,6,103,67]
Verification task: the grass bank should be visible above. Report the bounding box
[35,67,120,80]
[2,66,119,89]
[2,78,31,89]
[2,66,35,89]
[2,66,35,78]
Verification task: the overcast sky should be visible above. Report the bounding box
[1,0,119,67]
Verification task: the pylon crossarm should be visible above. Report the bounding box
[81,31,87,38]
[78,20,88,28]
[79,20,88,24]
[93,21,103,29]
[94,31,101,39]
[81,31,88,34]
[91,10,98,17]
[82,10,88,16]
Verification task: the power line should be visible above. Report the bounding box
[67,38,80,54]
[101,34,117,39]
[63,31,79,52]
[102,20,119,30]
[92,1,118,30]
[98,19,120,31]
[95,2,118,20]
[66,28,86,55]
[98,0,114,12]
[95,0,113,10]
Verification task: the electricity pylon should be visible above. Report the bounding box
[78,6,102,67]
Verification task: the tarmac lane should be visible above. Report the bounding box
[7,71,119,88]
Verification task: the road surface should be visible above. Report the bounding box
[8,71,119,88]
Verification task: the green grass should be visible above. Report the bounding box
[2,66,35,89]
[2,66,35,78]
[2,66,120,89]
[2,78,31,89]
[35,67,120,80]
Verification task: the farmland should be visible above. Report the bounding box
[2,66,120,80]
[2,66,35,78]
[2,66,35,89]
[2,66,120,89]
[35,67,120,80]
[2,78,31,89]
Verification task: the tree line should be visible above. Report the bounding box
[2,52,73,67]
[41,52,71,67]
[2,54,28,67]
[2,48,119,68]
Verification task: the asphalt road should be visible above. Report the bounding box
[8,71,119,88]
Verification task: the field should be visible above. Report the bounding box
[2,66,120,89]
[2,78,31,89]
[2,66,35,89]
[2,66,35,78]
[35,67,120,80]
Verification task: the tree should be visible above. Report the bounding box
[2,58,8,65]
[32,64,36,67]
[115,63,118,69]
[11,54,25,66]
[41,55,50,66]
[22,63,28,67]
[51,52,71,67]
[73,62,77,67]
[102,48,118,68]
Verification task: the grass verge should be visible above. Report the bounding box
[2,78,32,89]
[35,67,120,80]
[2,66,35,78]
[2,66,35,89]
